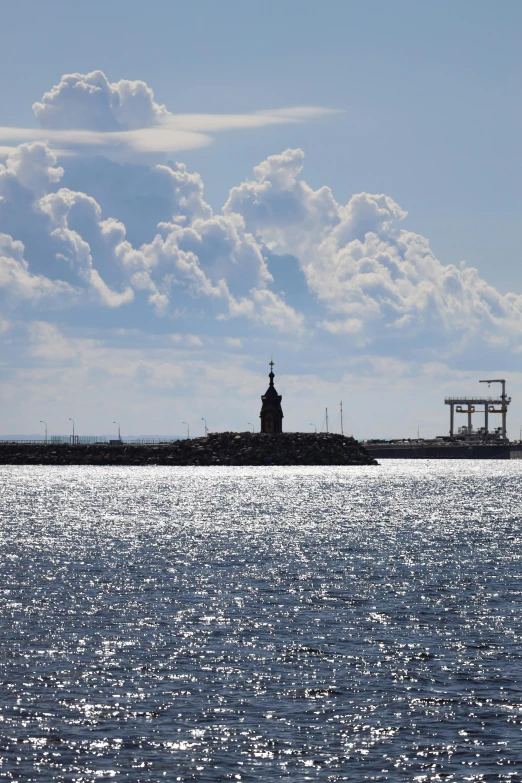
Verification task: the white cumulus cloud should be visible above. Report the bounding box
[3,119,522,368]
[0,138,303,332]
[225,148,522,353]
[0,233,74,303]
[33,70,169,131]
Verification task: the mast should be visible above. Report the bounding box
[325,407,329,433]
[340,401,343,436]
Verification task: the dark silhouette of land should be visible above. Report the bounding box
[0,432,377,466]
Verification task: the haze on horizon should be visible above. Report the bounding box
[1,0,522,441]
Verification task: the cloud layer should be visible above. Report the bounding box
[2,109,522,358]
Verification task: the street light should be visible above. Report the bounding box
[201,417,208,436]
[182,421,190,439]
[40,420,47,444]
[113,421,121,441]
[248,422,254,433]
[310,423,316,433]
[69,417,75,444]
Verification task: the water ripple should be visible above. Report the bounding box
[0,462,521,781]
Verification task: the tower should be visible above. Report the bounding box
[260,360,284,433]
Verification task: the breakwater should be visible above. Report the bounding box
[365,440,522,459]
[0,432,377,466]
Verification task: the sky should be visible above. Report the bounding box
[1,0,522,440]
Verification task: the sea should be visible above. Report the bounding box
[1,461,521,782]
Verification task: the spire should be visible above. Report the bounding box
[269,359,275,386]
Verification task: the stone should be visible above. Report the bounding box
[0,433,377,467]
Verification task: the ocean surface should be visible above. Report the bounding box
[1,461,521,782]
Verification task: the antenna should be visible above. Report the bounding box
[340,401,344,436]
[325,407,329,433]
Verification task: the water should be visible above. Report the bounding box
[1,461,521,782]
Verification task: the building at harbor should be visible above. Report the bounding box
[260,361,284,433]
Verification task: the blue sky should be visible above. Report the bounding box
[1,0,522,439]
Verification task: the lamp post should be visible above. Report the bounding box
[40,420,47,444]
[113,421,121,442]
[201,417,208,436]
[182,421,189,439]
[248,422,254,433]
[69,417,75,444]
[310,423,316,433]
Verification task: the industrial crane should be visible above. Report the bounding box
[479,379,511,439]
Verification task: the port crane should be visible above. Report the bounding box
[445,379,511,440]
[479,379,511,440]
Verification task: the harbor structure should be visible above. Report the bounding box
[444,379,511,440]
[260,361,284,433]
[365,378,519,459]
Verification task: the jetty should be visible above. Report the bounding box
[0,432,377,466]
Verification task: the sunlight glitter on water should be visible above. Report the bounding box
[1,461,521,781]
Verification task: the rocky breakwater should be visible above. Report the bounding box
[0,433,377,466]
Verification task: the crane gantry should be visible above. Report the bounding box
[444,379,511,440]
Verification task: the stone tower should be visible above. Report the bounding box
[260,361,283,433]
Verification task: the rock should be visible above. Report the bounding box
[0,433,377,467]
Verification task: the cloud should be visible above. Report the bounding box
[57,156,212,248]
[3,88,522,393]
[0,125,212,158]
[171,332,203,347]
[0,138,303,333]
[3,136,522,356]
[28,321,77,361]
[168,106,340,132]
[116,208,303,331]
[0,232,74,303]
[0,71,338,160]
[225,148,340,247]
[1,141,63,198]
[223,286,305,334]
[33,71,169,131]
[12,316,522,440]
[0,143,133,308]
[32,71,336,134]
[225,148,522,355]
[3,69,522,437]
